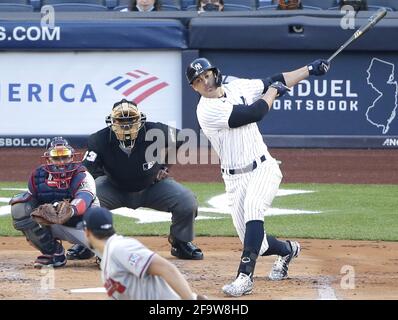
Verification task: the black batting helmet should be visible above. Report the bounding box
[186,58,222,87]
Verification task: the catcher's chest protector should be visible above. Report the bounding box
[33,166,86,204]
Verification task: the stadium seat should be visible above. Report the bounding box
[160,0,181,7]
[223,3,252,10]
[30,0,41,10]
[42,0,106,4]
[186,3,246,11]
[367,0,396,10]
[367,5,393,11]
[185,4,197,10]
[160,4,181,10]
[0,3,34,11]
[367,0,397,10]
[257,4,321,10]
[105,0,118,8]
[181,0,195,9]
[0,0,29,3]
[327,5,393,11]
[301,0,336,9]
[257,0,272,5]
[224,0,257,9]
[44,3,109,11]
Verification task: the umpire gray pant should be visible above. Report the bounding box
[95,176,198,243]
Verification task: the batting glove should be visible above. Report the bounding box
[269,81,291,97]
[307,59,330,76]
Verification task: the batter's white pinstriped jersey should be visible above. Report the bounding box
[196,78,283,255]
[197,79,274,169]
[100,234,180,300]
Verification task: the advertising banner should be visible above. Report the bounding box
[0,51,181,147]
[204,51,398,148]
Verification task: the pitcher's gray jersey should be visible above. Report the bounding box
[101,234,180,300]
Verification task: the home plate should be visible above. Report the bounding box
[0,205,11,216]
[0,188,27,191]
[71,287,106,294]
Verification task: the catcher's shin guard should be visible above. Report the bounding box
[14,218,59,255]
[11,201,60,255]
[12,203,59,255]
[34,241,66,269]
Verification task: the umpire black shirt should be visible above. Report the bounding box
[83,122,181,192]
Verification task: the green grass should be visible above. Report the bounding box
[0,181,397,241]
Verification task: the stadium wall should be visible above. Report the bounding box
[0,11,397,148]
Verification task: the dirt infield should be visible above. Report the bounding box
[1,148,398,184]
[1,236,397,300]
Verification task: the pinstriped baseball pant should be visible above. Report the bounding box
[223,160,283,255]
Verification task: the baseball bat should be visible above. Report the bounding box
[327,7,387,63]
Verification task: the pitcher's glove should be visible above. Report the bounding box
[31,200,74,226]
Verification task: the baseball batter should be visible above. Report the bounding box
[83,207,207,300]
[186,57,330,296]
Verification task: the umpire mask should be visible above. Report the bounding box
[106,99,146,149]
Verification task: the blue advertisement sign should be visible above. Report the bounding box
[203,51,398,148]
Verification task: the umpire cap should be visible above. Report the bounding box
[186,58,222,87]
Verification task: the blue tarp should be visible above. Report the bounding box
[0,20,187,49]
[189,16,398,50]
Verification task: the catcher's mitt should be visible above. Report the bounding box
[31,200,74,226]
[277,0,302,10]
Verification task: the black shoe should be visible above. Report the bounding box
[170,240,203,260]
[66,244,95,260]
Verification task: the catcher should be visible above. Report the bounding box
[9,137,100,268]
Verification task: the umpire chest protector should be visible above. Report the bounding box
[88,122,171,192]
[31,166,86,204]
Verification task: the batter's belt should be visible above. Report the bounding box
[221,155,266,175]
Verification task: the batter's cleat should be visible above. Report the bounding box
[34,243,67,269]
[222,273,253,297]
[269,240,301,281]
[66,244,95,260]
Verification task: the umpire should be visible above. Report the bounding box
[81,99,203,260]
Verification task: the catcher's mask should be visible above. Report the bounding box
[105,99,146,149]
[42,137,81,189]
[186,58,222,87]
